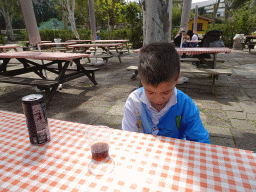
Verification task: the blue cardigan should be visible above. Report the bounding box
[138,88,210,144]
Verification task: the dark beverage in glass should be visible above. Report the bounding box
[91,142,109,161]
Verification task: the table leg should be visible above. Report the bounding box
[115,46,122,63]
[212,54,217,69]
[45,84,59,108]
[0,58,10,72]
[55,61,70,81]
[73,59,98,85]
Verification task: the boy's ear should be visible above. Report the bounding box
[176,72,181,83]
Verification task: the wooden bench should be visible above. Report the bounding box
[180,58,225,63]
[247,43,256,53]
[0,75,59,106]
[126,65,232,93]
[117,50,129,63]
[21,46,31,51]
[0,75,58,88]
[88,54,113,68]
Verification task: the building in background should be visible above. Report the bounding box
[188,16,213,35]
[192,0,225,18]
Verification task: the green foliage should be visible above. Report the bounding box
[172,6,182,28]
[111,28,129,39]
[94,0,125,29]
[98,30,110,40]
[20,29,92,42]
[0,34,6,45]
[207,1,256,47]
[128,21,143,49]
[77,29,91,40]
[124,2,142,25]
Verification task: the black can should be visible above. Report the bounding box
[22,94,50,145]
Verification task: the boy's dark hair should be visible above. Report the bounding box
[187,30,193,40]
[138,42,180,86]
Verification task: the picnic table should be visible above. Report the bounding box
[95,40,130,53]
[68,43,124,67]
[66,40,92,44]
[24,41,52,47]
[132,47,232,92]
[38,42,76,52]
[0,51,99,107]
[0,44,20,52]
[0,110,255,191]
[243,35,256,53]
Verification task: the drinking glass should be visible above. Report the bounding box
[86,126,115,176]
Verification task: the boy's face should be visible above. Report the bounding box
[141,75,180,111]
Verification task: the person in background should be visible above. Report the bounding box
[122,42,210,144]
[96,29,100,40]
[190,31,199,47]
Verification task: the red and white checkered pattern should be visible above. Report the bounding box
[95,40,129,43]
[0,51,89,62]
[39,42,76,47]
[68,43,123,49]
[0,110,255,191]
[176,47,231,56]
[0,45,20,53]
[66,40,92,43]
[134,47,231,55]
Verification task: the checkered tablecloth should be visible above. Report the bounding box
[176,47,231,55]
[134,47,231,55]
[68,43,123,48]
[0,110,255,191]
[0,51,89,62]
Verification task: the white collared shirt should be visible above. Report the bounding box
[122,87,177,132]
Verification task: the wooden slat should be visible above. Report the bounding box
[0,75,58,88]
[180,58,225,63]
[126,65,232,76]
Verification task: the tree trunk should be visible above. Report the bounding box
[212,0,221,22]
[63,0,79,39]
[60,0,68,29]
[224,0,235,23]
[80,6,90,29]
[0,7,15,42]
[251,0,256,8]
[5,15,15,42]
[142,0,172,45]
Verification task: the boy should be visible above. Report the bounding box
[122,42,210,144]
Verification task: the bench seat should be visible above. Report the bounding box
[88,54,113,68]
[0,75,58,88]
[180,58,225,63]
[126,65,232,93]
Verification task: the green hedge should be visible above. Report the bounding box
[20,29,92,42]
[0,34,6,45]
[19,27,143,49]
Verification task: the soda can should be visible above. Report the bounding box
[22,94,51,145]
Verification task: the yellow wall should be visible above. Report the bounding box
[188,18,211,35]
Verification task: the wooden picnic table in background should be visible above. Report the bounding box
[95,40,130,53]
[243,35,256,53]
[133,47,232,92]
[38,42,77,52]
[24,41,52,47]
[0,44,20,52]
[0,110,255,191]
[68,43,125,67]
[0,51,98,106]
[66,40,92,44]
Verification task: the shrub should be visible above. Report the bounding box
[21,29,92,42]
[0,34,6,45]
[128,21,143,49]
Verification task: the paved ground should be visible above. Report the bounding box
[1,47,256,152]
